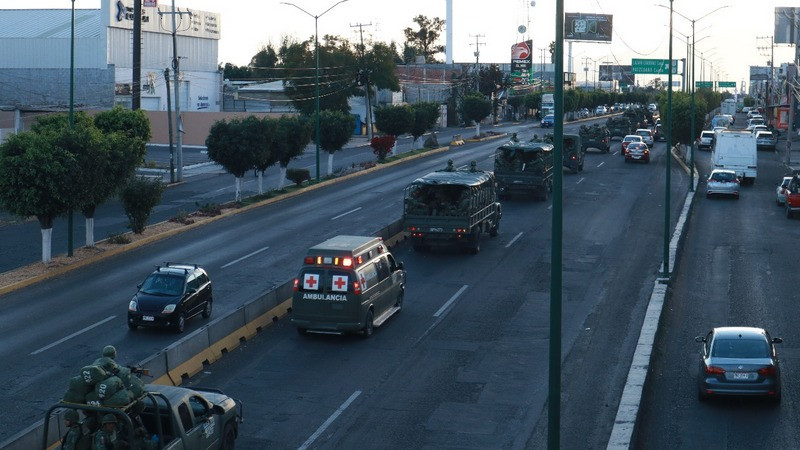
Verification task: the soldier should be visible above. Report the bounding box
[444,159,455,171]
[60,410,82,450]
[93,414,118,450]
[469,160,478,172]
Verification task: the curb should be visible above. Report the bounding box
[0,145,452,297]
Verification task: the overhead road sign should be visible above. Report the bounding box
[631,59,678,75]
[718,81,736,88]
[695,81,713,88]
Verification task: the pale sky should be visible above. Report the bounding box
[13,0,800,93]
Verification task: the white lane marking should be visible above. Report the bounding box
[221,246,270,269]
[577,177,585,184]
[547,204,553,210]
[299,390,362,450]
[31,316,117,355]
[597,161,605,168]
[505,232,523,248]
[331,207,362,220]
[434,285,468,317]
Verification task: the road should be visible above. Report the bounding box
[634,118,800,449]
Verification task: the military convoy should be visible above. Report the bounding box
[579,124,611,153]
[403,161,501,254]
[493,139,555,200]
[606,116,634,140]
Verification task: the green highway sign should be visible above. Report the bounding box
[695,81,713,88]
[631,58,678,74]
[718,81,736,88]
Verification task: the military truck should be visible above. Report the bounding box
[403,161,501,254]
[606,116,633,140]
[579,124,611,153]
[493,139,554,200]
[42,350,242,450]
[541,133,585,174]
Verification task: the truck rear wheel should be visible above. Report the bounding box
[468,229,481,254]
[222,422,236,450]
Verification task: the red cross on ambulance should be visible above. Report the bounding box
[332,275,348,292]
[303,273,319,290]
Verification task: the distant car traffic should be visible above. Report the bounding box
[621,134,643,155]
[128,263,213,333]
[541,114,554,128]
[624,142,650,163]
[653,124,665,142]
[776,176,792,205]
[635,128,654,146]
[695,326,782,402]
[750,125,769,135]
[705,169,740,199]
[698,130,715,150]
[595,105,607,115]
[755,131,777,150]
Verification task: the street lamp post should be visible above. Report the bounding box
[68,0,75,257]
[282,0,349,182]
[664,0,673,277]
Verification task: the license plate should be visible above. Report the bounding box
[732,372,751,380]
[633,155,641,159]
[143,315,155,322]
[430,227,443,232]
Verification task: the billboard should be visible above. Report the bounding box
[775,8,796,45]
[598,65,635,86]
[564,13,613,42]
[511,40,533,73]
[749,66,771,81]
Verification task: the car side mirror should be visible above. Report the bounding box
[694,336,706,343]
[772,337,783,344]
[137,283,142,289]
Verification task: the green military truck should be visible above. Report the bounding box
[540,133,585,174]
[494,139,554,200]
[579,124,611,153]
[404,162,501,254]
[606,116,633,140]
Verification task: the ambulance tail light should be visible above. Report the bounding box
[342,257,353,267]
[292,278,299,292]
[304,257,315,265]
[353,281,362,295]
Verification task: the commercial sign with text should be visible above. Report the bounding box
[109,0,220,39]
[598,65,635,86]
[511,40,533,73]
[631,59,678,75]
[564,13,613,42]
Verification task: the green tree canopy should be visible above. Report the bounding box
[374,104,413,137]
[410,102,440,147]
[315,110,354,176]
[461,94,492,137]
[403,15,445,63]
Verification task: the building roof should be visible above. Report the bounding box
[0,9,101,39]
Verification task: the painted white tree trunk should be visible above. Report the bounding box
[257,172,264,195]
[85,217,95,247]
[475,120,481,137]
[41,227,52,262]
[411,137,418,151]
[390,141,397,157]
[278,167,287,189]
[234,177,242,202]
[327,153,334,176]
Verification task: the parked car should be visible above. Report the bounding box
[621,134,643,155]
[776,176,792,205]
[705,169,740,199]
[578,108,590,119]
[624,142,650,163]
[635,128,654,146]
[698,130,715,150]
[784,176,800,218]
[755,131,777,150]
[695,326,782,402]
[541,114,554,128]
[595,105,607,115]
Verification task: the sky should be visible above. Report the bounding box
[14,0,800,93]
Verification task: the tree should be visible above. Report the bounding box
[206,116,265,202]
[410,102,440,149]
[507,95,523,120]
[120,176,164,234]
[564,89,579,120]
[273,115,312,189]
[403,15,445,63]
[478,64,510,124]
[658,91,706,146]
[250,117,276,195]
[461,94,492,137]
[375,104,413,137]
[524,92,542,118]
[0,131,75,262]
[315,110,354,176]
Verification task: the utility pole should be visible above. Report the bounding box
[159,1,191,181]
[470,34,485,92]
[132,0,141,110]
[788,8,800,168]
[757,36,774,110]
[351,22,373,140]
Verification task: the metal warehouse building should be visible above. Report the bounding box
[0,0,221,113]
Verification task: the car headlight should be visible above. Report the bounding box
[162,304,177,314]
[129,298,138,312]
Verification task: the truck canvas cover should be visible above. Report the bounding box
[410,170,494,187]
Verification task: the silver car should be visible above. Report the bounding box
[696,327,782,402]
[706,169,740,199]
[776,176,792,205]
[755,131,777,150]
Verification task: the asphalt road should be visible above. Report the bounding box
[634,120,800,448]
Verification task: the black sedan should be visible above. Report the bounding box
[695,327,782,402]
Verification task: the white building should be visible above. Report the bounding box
[0,0,222,112]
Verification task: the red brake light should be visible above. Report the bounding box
[293,278,299,292]
[758,366,776,376]
[706,366,725,375]
[304,257,314,264]
[353,281,362,295]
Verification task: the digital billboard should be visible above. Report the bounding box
[599,65,635,86]
[564,13,613,42]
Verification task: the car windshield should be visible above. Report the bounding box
[711,338,769,358]
[140,274,184,296]
[710,172,736,182]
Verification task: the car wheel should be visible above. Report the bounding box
[362,310,374,338]
[468,229,481,255]
[786,207,793,219]
[202,299,213,319]
[222,422,236,450]
[175,314,186,333]
[489,222,499,237]
[128,322,138,331]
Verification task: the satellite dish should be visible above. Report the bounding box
[518,25,527,34]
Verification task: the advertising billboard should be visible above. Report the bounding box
[749,66,771,81]
[511,40,533,73]
[599,65,635,86]
[775,8,796,45]
[564,13,613,42]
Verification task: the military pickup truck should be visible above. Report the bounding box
[540,133,585,174]
[43,353,242,450]
[606,116,633,140]
[579,124,611,153]
[404,161,501,254]
[494,139,554,200]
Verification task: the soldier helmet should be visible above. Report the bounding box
[102,345,117,359]
[64,410,79,423]
[102,414,117,425]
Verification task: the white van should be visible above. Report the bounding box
[711,131,757,184]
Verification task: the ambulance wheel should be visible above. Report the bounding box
[222,422,236,450]
[362,310,374,338]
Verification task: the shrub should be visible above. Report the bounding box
[120,176,164,234]
[107,233,131,244]
[286,168,311,186]
[195,202,222,216]
[370,135,396,162]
